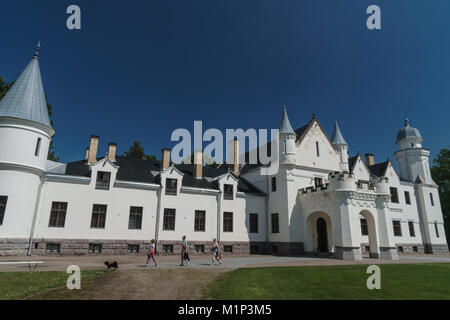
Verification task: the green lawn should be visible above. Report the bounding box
[0,270,108,300]
[206,263,450,300]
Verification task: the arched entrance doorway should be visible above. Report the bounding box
[317,218,328,253]
[306,212,333,255]
[359,210,380,258]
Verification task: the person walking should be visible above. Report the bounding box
[211,238,222,265]
[180,235,190,266]
[146,239,158,267]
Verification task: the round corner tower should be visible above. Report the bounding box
[0,42,55,251]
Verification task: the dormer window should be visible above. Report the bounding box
[34,138,42,157]
[165,178,178,195]
[224,184,234,200]
[96,171,111,190]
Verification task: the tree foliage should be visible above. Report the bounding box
[124,141,146,158]
[123,141,158,161]
[431,147,450,245]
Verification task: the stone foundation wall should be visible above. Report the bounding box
[425,243,449,254]
[334,246,362,260]
[267,242,303,256]
[394,243,425,254]
[0,238,271,256]
[0,238,29,256]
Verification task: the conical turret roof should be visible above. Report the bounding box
[279,105,295,134]
[0,42,51,127]
[331,118,347,146]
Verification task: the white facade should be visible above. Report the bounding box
[0,48,448,259]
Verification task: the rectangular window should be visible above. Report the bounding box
[435,223,439,238]
[223,212,233,232]
[272,245,279,254]
[35,138,42,157]
[163,244,173,253]
[224,184,234,200]
[91,204,107,229]
[404,191,411,205]
[390,187,399,204]
[165,178,178,195]
[250,245,258,254]
[194,245,205,253]
[223,245,233,253]
[0,196,8,225]
[163,208,176,230]
[45,243,60,253]
[127,245,139,253]
[271,177,277,192]
[408,221,415,237]
[48,202,68,228]
[314,178,323,188]
[393,220,402,237]
[413,246,418,253]
[128,206,143,230]
[249,213,259,233]
[430,193,434,206]
[194,210,206,232]
[271,213,279,233]
[360,218,368,236]
[89,244,102,253]
[96,171,111,190]
[316,141,320,157]
[398,246,404,253]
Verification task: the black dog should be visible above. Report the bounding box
[104,261,119,271]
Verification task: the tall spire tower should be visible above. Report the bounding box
[331,118,349,172]
[279,105,296,167]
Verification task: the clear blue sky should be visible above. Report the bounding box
[1,0,449,164]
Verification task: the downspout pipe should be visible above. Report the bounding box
[27,175,45,256]
[154,187,163,253]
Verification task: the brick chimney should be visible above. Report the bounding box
[162,148,171,170]
[88,135,99,164]
[108,143,117,162]
[233,138,239,174]
[193,150,203,179]
[365,153,375,167]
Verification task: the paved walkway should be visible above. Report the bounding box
[1,253,449,272]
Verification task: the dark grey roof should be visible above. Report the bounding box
[369,161,389,177]
[396,119,422,143]
[348,155,358,173]
[63,156,264,195]
[0,43,51,127]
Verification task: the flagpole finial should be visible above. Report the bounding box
[33,41,40,60]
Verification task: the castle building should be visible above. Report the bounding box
[0,45,448,259]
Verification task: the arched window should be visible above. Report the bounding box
[34,138,42,157]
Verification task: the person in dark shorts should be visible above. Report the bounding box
[211,238,222,265]
[180,235,190,266]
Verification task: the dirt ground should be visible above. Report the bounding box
[28,268,227,300]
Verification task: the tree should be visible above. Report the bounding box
[430,147,450,245]
[0,77,14,100]
[124,141,146,158]
[1,76,59,161]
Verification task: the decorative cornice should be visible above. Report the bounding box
[114,180,161,191]
[45,173,90,184]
